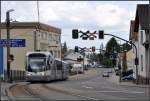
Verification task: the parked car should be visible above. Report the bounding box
[121,74,135,80]
[115,71,120,76]
[102,71,109,77]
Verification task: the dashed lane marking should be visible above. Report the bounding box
[82,85,93,89]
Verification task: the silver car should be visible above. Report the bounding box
[102,71,109,77]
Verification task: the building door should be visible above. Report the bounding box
[0,47,4,80]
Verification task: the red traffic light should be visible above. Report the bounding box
[92,46,96,52]
[9,54,14,61]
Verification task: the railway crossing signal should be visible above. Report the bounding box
[91,46,96,52]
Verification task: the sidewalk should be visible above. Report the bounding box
[107,74,149,88]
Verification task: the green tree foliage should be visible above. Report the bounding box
[106,37,119,55]
[122,43,132,52]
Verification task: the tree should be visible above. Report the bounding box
[61,42,68,58]
[105,37,119,67]
[106,37,119,54]
[63,42,68,53]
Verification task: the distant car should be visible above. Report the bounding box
[108,69,113,73]
[114,67,119,72]
[98,65,103,68]
[122,74,135,80]
[102,71,109,77]
[115,71,120,76]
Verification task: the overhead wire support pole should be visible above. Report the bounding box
[34,0,40,51]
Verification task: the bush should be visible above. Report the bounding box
[122,69,133,77]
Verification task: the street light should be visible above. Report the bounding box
[6,9,14,83]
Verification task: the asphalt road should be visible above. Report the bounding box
[5,68,149,100]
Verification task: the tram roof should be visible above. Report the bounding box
[26,51,53,57]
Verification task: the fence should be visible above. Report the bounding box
[4,70,25,82]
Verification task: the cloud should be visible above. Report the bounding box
[2,1,148,49]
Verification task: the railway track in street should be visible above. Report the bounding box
[8,83,50,100]
[8,82,100,100]
[41,84,100,100]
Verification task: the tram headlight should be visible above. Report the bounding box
[26,72,32,76]
[38,72,45,76]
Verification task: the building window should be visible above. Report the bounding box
[140,30,144,44]
[141,55,143,71]
[49,34,52,41]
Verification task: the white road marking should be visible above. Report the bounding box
[91,90,144,94]
[82,85,93,89]
[73,94,100,100]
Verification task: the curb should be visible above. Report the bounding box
[5,83,18,100]
[119,83,149,88]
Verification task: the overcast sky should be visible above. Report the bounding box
[1,1,149,50]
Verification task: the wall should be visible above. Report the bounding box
[138,24,147,78]
[1,28,34,71]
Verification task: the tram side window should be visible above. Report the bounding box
[47,56,52,70]
[56,61,62,70]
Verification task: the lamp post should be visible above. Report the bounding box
[6,9,14,83]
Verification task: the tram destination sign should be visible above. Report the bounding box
[0,39,26,47]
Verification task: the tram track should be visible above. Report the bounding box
[8,83,50,100]
[41,84,100,100]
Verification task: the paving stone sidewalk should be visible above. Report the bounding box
[107,74,149,88]
[1,82,10,100]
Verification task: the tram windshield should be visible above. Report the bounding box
[27,53,47,72]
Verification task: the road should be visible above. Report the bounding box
[3,68,149,100]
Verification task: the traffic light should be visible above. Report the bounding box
[99,30,104,39]
[77,56,83,62]
[72,29,79,39]
[135,58,139,65]
[9,54,14,62]
[74,46,79,52]
[92,46,96,52]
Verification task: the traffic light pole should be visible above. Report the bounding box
[104,33,138,84]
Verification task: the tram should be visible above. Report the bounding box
[25,51,69,82]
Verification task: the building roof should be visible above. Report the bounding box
[134,4,149,32]
[0,22,61,34]
[129,20,138,41]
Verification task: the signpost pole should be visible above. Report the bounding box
[6,11,11,82]
[6,9,14,83]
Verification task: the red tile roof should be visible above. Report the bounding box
[129,20,138,41]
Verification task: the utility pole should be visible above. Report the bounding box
[6,9,14,82]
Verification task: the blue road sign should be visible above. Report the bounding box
[0,47,4,79]
[0,39,26,47]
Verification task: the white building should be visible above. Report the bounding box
[131,4,149,84]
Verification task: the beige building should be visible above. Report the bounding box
[0,22,61,71]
